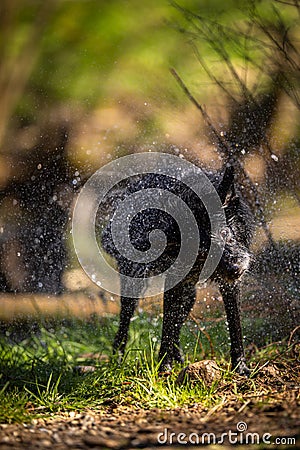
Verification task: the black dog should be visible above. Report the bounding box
[101,161,254,376]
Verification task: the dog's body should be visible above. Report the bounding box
[101,162,254,376]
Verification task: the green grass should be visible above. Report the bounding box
[0,313,295,424]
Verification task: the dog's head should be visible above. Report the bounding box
[214,165,254,282]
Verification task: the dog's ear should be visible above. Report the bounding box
[218,165,236,206]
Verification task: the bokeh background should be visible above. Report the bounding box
[0,0,299,344]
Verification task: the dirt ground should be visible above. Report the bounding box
[1,366,299,450]
[0,401,299,449]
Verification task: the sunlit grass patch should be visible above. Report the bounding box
[0,315,298,424]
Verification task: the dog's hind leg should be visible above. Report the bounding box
[159,279,196,372]
[113,296,138,356]
[219,281,250,377]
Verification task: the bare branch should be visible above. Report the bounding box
[170,68,277,249]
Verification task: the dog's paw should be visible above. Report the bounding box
[158,362,173,376]
[233,359,251,377]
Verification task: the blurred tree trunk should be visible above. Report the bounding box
[0,1,56,149]
[0,116,75,294]
[0,1,74,296]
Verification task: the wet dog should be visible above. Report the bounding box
[101,162,254,376]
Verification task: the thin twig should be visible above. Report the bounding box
[288,325,300,346]
[170,68,230,155]
[191,43,238,104]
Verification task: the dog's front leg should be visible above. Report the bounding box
[219,282,250,377]
[159,280,196,372]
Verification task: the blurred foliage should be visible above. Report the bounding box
[1,0,299,163]
[9,0,249,106]
[0,0,298,172]
[2,0,291,145]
